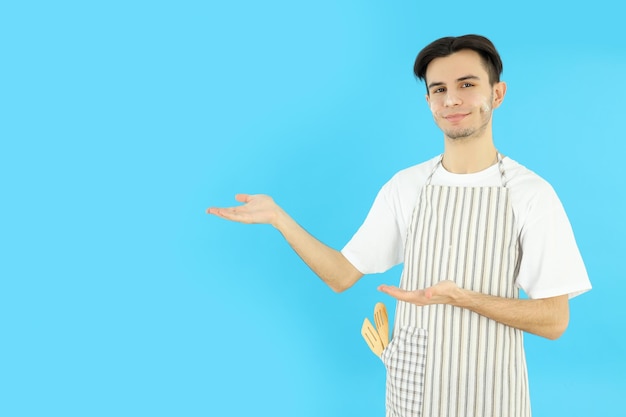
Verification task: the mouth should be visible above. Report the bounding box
[443,113,469,123]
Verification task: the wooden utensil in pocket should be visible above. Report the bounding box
[361,317,385,357]
[374,302,389,349]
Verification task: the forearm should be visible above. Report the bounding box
[453,289,569,340]
[273,209,362,292]
[207,193,362,291]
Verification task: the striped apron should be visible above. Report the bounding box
[382,156,531,417]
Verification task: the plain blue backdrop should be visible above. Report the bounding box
[1,1,624,416]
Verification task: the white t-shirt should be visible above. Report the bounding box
[341,155,591,299]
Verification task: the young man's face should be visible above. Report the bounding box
[425,49,506,141]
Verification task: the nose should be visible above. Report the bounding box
[443,91,462,107]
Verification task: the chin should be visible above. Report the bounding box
[445,129,476,140]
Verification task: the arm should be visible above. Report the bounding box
[207,194,363,292]
[378,280,569,340]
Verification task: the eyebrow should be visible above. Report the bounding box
[427,75,481,90]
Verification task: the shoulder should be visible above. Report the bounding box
[382,155,440,194]
[504,157,565,225]
[370,155,440,229]
[505,158,558,197]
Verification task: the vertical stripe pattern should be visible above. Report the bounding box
[390,185,530,417]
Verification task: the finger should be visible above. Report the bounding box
[235,193,251,203]
[206,207,226,217]
[378,285,410,301]
[378,284,395,293]
[379,285,431,305]
[206,207,246,222]
[206,207,236,216]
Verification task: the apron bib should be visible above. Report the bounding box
[382,156,531,417]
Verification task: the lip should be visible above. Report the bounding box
[443,113,469,123]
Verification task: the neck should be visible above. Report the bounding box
[441,134,498,174]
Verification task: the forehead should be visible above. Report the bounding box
[425,49,489,83]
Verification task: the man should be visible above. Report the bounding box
[207,35,591,417]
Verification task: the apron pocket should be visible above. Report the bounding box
[381,326,428,417]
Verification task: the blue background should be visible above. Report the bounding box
[1,1,624,416]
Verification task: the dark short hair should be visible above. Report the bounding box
[414,34,503,88]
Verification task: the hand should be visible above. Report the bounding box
[378,280,461,306]
[206,194,282,226]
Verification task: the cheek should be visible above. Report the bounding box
[463,92,492,113]
[430,104,444,120]
[480,94,496,113]
[428,99,442,115]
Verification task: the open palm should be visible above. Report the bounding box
[207,194,281,225]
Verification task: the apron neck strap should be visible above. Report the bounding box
[426,152,508,187]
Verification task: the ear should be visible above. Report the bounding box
[492,81,507,109]
[425,93,431,108]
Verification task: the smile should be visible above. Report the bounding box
[443,113,469,123]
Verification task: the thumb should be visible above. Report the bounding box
[235,193,251,203]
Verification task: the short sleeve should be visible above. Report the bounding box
[515,187,591,299]
[341,184,405,275]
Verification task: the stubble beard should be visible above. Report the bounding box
[445,126,483,140]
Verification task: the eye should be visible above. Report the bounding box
[461,82,474,88]
[432,87,446,94]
